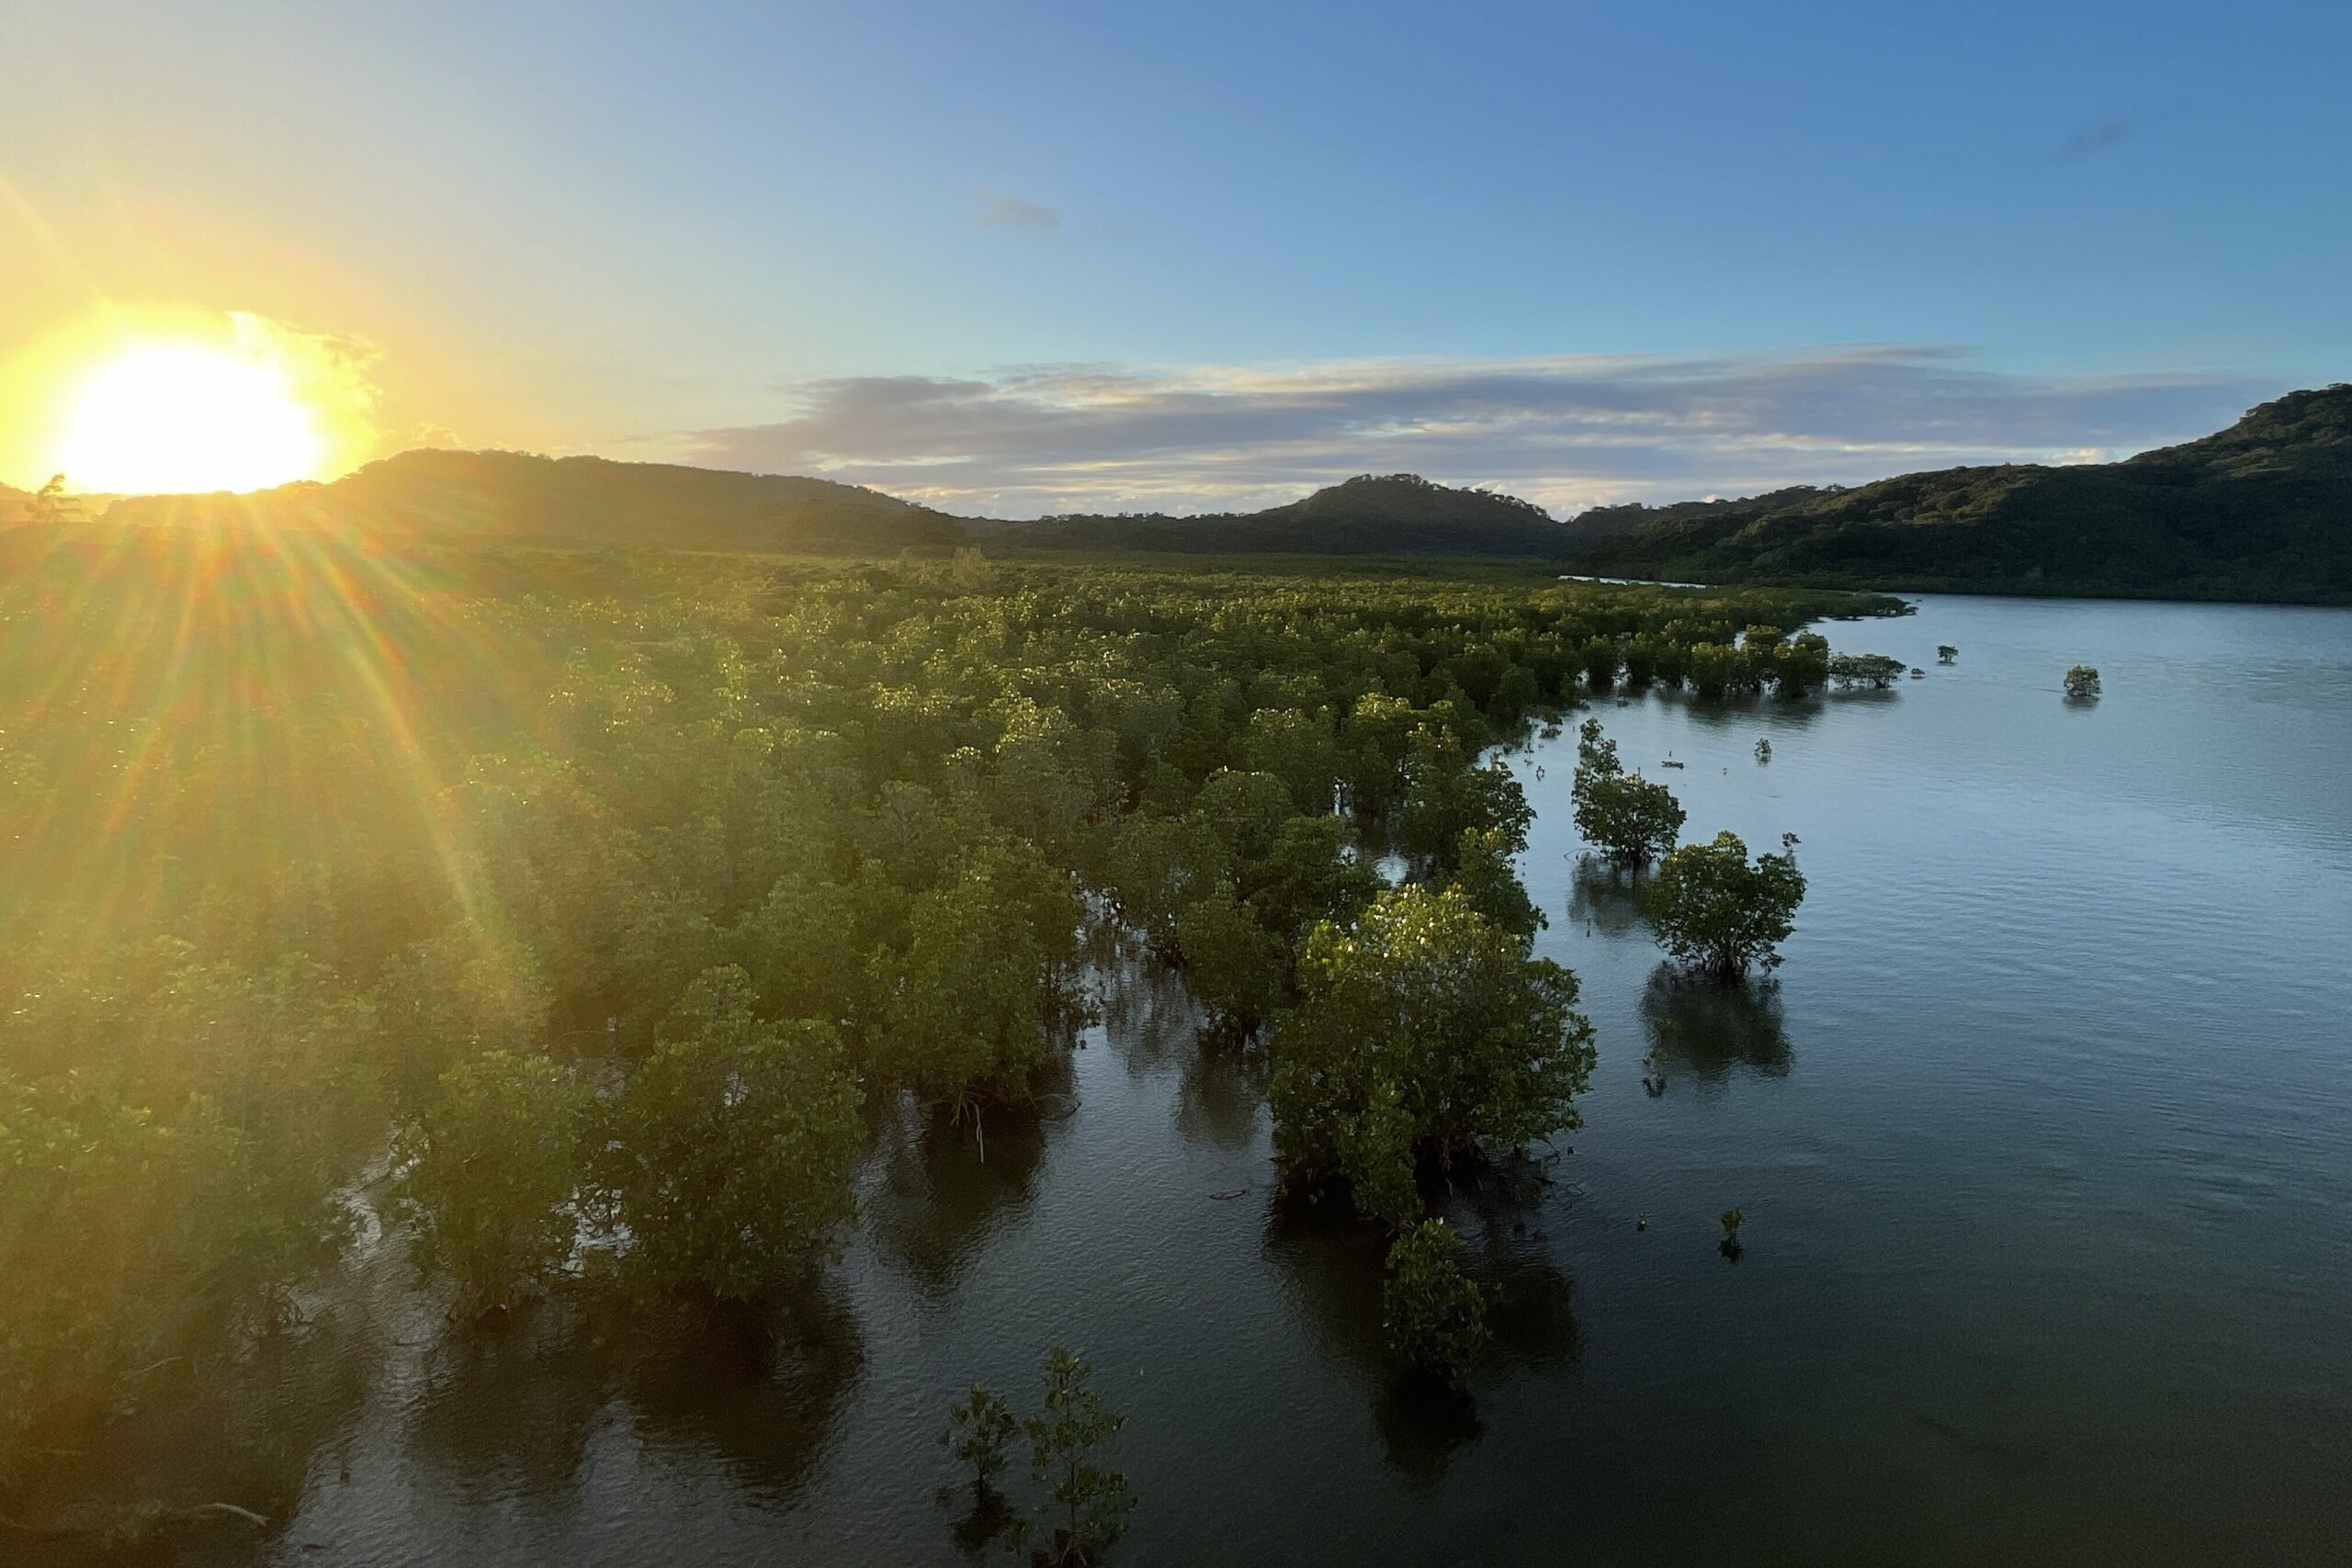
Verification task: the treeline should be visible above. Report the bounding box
[0,527,1883,1476]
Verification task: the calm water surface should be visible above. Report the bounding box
[131,595,2352,1566]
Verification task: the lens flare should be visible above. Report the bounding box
[60,341,325,493]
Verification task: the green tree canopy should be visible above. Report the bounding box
[391,1049,588,1314]
[1568,719,1685,868]
[1382,1217,1492,1383]
[590,966,861,1300]
[1645,830,1807,980]
[1270,885,1594,1225]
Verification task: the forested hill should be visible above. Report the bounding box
[1561,386,2352,603]
[977,474,1574,556]
[87,459,1568,559]
[99,449,966,554]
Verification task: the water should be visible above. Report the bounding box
[95,595,2352,1565]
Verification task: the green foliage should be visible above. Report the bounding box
[1396,725,1532,864]
[1022,1348,1136,1566]
[1777,632,1831,696]
[1102,813,1231,961]
[0,1075,172,1479]
[1174,885,1289,1038]
[1828,652,1908,689]
[940,1382,1021,1496]
[391,1050,589,1314]
[1570,718,1685,867]
[1442,826,1545,943]
[372,921,553,1111]
[0,529,1870,1477]
[1686,640,1759,701]
[590,967,862,1299]
[1382,1218,1492,1383]
[874,844,1083,1103]
[1270,886,1595,1224]
[2064,664,2102,700]
[1646,831,1808,980]
[1233,813,1381,951]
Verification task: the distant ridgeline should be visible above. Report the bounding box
[970,474,1575,558]
[87,461,1568,559]
[1559,385,2352,604]
[40,384,2352,599]
[99,449,966,555]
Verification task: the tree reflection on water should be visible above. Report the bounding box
[1566,858,1648,939]
[1641,966,1793,1086]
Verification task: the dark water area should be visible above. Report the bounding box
[78,594,2352,1566]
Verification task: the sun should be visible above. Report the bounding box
[59,341,327,494]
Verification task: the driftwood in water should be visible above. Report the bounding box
[1,1499,271,1541]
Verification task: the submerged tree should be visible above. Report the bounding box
[1382,1218,1491,1383]
[1569,718,1684,869]
[1827,652,1907,690]
[1937,645,1959,664]
[1645,831,1807,980]
[590,966,862,1300]
[1270,885,1594,1224]
[1442,825,1545,944]
[941,1382,1021,1501]
[1775,632,1831,696]
[1023,1348,1136,1566]
[391,1049,589,1314]
[2064,664,2102,701]
[1173,883,1288,1039]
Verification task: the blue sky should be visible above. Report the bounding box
[5,0,2347,509]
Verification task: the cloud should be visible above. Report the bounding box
[678,348,2268,518]
[977,192,1059,231]
[2057,116,2132,158]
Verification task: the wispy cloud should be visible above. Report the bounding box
[678,348,2267,518]
[977,192,1059,231]
[2057,115,2132,158]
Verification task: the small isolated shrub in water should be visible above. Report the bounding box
[1023,1347,1136,1566]
[941,1382,1020,1499]
[2064,664,2101,701]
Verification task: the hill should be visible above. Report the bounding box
[979,473,1571,556]
[98,449,965,555]
[1561,386,2352,603]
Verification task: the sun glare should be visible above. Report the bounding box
[59,341,326,494]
